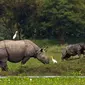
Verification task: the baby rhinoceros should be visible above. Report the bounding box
[61,43,85,60]
[0,40,49,71]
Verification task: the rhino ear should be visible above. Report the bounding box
[40,49,43,52]
[40,48,45,52]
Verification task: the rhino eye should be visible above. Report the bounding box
[42,57,45,59]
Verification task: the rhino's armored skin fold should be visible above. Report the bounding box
[0,40,49,71]
[61,43,85,60]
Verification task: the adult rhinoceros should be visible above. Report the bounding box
[0,40,49,71]
[61,43,85,60]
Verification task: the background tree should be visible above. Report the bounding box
[0,0,85,43]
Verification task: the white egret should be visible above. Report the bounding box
[13,31,18,39]
[51,56,57,64]
[30,78,32,81]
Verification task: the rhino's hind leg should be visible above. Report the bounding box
[0,61,8,71]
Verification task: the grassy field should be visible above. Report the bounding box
[0,77,85,85]
[0,39,85,76]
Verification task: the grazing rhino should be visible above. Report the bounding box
[0,40,49,71]
[61,43,85,60]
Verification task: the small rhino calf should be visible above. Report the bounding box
[61,43,85,60]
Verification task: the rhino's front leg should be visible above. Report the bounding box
[82,50,85,57]
[77,50,81,58]
[21,57,30,64]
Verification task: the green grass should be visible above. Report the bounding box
[0,39,85,76]
[0,77,85,85]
